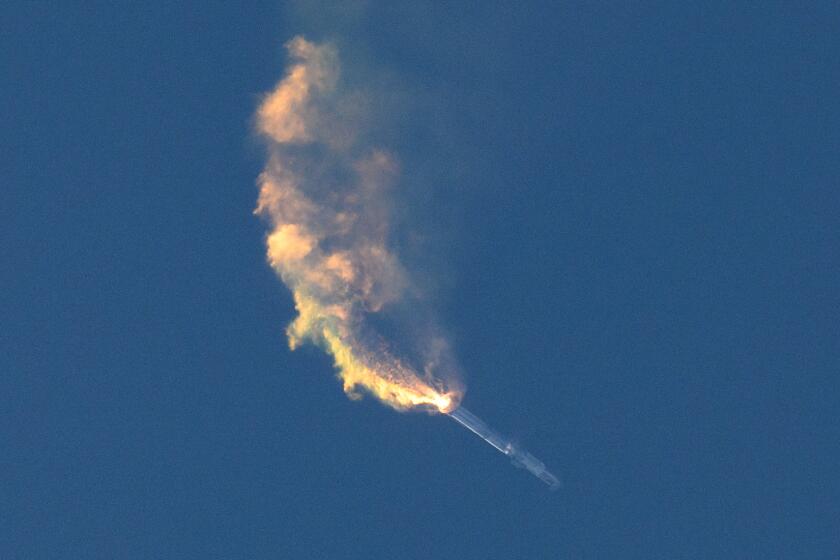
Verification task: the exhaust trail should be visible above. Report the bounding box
[255,37,461,412]
[449,407,560,489]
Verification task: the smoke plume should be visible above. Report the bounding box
[255,37,462,413]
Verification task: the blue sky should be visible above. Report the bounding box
[2,3,839,558]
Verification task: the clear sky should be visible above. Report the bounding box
[2,3,838,558]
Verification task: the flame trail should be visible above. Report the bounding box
[255,37,461,413]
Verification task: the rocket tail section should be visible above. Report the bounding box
[448,406,509,454]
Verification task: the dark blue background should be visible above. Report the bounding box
[3,3,838,558]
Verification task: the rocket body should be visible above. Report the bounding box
[448,407,561,490]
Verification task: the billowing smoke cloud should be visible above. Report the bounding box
[255,37,462,413]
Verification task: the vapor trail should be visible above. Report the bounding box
[255,37,460,412]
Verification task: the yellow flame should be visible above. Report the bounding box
[324,330,457,413]
[285,292,456,413]
[255,37,461,413]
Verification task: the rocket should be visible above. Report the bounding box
[448,406,561,490]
